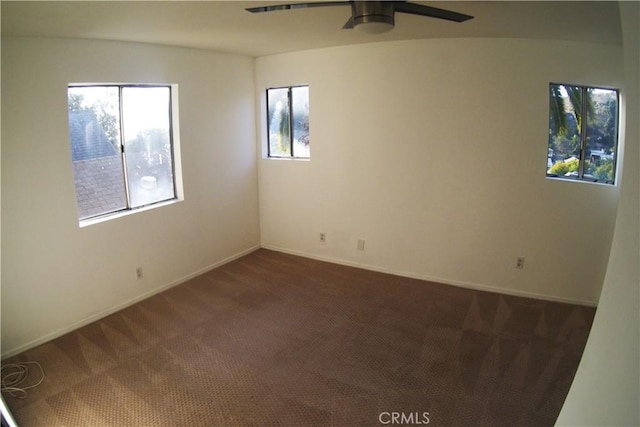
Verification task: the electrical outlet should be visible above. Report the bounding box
[319,232,326,243]
[516,257,525,269]
[136,267,143,279]
[357,239,365,251]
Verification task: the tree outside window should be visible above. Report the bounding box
[267,86,309,158]
[547,83,619,184]
[68,85,177,221]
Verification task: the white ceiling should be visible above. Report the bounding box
[1,1,622,57]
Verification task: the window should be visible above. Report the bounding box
[547,83,619,184]
[68,85,178,221]
[267,85,309,158]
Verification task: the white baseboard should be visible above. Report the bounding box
[3,243,596,359]
[261,244,598,308]
[1,245,261,360]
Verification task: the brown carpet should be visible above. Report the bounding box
[2,249,595,426]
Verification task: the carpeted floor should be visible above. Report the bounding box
[2,249,595,426]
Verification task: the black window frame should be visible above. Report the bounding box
[546,82,620,185]
[266,85,310,159]
[68,83,178,222]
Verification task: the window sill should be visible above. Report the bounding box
[79,198,182,228]
[264,156,310,162]
[545,175,616,187]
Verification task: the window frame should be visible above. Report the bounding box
[68,83,179,223]
[546,82,620,185]
[266,85,310,159]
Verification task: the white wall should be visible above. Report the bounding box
[556,2,640,425]
[256,38,624,305]
[1,37,260,357]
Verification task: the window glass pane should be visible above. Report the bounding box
[122,86,175,208]
[586,88,617,183]
[548,84,583,178]
[267,88,291,157]
[291,86,310,158]
[68,86,127,219]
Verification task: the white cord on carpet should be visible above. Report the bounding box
[1,362,45,399]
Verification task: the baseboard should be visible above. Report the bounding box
[261,244,598,307]
[3,243,595,359]
[1,245,261,360]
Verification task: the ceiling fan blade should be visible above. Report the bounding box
[246,1,351,13]
[393,2,473,23]
[342,17,354,29]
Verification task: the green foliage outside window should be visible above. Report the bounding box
[547,84,618,184]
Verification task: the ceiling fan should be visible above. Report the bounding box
[246,1,473,34]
